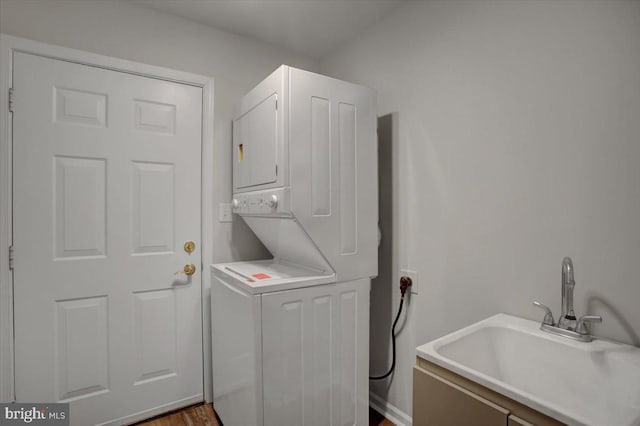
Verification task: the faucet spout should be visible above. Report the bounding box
[562,256,574,284]
[559,257,577,329]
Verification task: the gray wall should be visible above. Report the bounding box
[321,0,640,419]
[0,0,319,265]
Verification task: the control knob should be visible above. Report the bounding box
[268,195,278,209]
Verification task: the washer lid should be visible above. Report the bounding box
[211,259,335,294]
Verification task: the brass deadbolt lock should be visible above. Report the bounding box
[184,241,196,254]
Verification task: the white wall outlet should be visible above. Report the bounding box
[219,202,233,223]
[400,269,418,295]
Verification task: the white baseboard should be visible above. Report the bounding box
[369,392,412,426]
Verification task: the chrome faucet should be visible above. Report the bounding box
[558,257,577,330]
[533,256,602,342]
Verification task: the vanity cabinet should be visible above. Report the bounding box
[413,357,564,426]
[413,365,508,425]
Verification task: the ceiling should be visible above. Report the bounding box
[132,0,405,59]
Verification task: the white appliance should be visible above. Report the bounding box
[211,65,377,426]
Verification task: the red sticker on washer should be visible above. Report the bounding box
[252,273,271,280]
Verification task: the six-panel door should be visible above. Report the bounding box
[12,52,203,425]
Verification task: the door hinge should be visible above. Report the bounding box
[8,245,14,271]
[8,88,14,113]
[275,99,278,110]
[275,165,278,176]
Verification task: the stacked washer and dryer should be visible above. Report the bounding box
[211,65,378,426]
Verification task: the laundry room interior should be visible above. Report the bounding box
[1,1,639,425]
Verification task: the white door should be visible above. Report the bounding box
[12,52,203,425]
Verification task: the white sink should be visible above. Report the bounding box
[416,314,640,426]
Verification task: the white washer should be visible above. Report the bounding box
[211,261,370,426]
[212,65,377,426]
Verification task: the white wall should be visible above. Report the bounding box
[0,0,318,265]
[321,0,640,420]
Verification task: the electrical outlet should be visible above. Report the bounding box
[219,202,233,223]
[400,269,418,295]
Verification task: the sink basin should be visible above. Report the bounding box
[416,314,640,426]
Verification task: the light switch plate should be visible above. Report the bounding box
[219,203,233,222]
[400,269,418,295]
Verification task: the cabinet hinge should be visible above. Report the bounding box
[275,99,278,110]
[8,245,14,271]
[8,88,14,113]
[275,165,278,176]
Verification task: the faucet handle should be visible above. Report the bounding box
[576,315,602,335]
[533,301,555,326]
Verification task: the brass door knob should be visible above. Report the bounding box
[175,264,197,276]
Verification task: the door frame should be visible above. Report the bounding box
[0,34,215,404]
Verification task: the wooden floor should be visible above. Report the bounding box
[369,407,396,426]
[134,402,395,426]
[133,403,219,426]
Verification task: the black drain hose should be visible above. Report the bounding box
[369,276,412,380]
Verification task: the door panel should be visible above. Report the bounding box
[56,296,109,401]
[13,52,203,425]
[133,289,177,384]
[131,161,175,254]
[54,156,107,258]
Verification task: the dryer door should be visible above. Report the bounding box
[234,93,279,190]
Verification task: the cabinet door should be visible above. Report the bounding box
[233,93,278,189]
[261,280,370,426]
[413,367,509,426]
[288,68,378,282]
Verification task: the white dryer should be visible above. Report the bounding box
[211,65,377,426]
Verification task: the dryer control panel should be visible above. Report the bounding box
[232,187,291,217]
